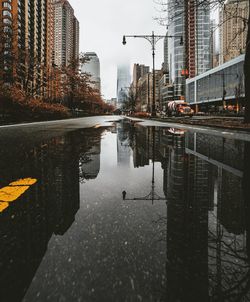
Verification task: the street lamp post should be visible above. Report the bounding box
[122,32,183,117]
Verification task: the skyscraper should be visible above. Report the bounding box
[117,64,131,106]
[73,17,80,61]
[163,35,169,73]
[137,72,153,112]
[53,0,79,67]
[210,19,219,68]
[185,0,211,78]
[159,34,172,108]
[219,0,249,64]
[195,2,211,75]
[167,0,186,99]
[132,64,149,88]
[167,0,211,99]
[0,0,53,96]
[81,52,101,92]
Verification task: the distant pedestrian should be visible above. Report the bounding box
[122,190,126,200]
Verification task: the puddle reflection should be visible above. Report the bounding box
[0,128,104,301]
[0,120,249,301]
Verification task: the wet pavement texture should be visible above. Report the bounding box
[0,118,250,302]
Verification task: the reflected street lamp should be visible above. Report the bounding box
[121,127,166,204]
[122,32,183,117]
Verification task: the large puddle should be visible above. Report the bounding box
[0,120,250,301]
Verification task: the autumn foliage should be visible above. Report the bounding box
[0,54,113,123]
[0,84,70,122]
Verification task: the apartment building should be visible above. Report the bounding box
[185,0,210,78]
[53,0,78,67]
[132,63,150,88]
[0,0,53,96]
[219,0,249,63]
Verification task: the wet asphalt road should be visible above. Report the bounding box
[1,115,250,142]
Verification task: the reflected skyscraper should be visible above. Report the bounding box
[117,121,131,166]
[219,170,244,234]
[79,145,101,180]
[132,126,150,168]
[0,129,103,301]
[161,134,209,301]
[1,121,250,301]
[185,131,245,234]
[156,127,249,301]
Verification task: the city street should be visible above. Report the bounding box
[0,116,250,301]
[1,115,250,142]
[1,0,250,299]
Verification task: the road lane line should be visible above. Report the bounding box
[0,178,37,213]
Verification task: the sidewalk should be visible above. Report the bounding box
[128,116,250,132]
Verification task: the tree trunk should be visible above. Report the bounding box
[244,142,250,260]
[244,0,250,123]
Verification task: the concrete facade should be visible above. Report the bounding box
[53,0,79,67]
[219,0,249,64]
[0,0,53,96]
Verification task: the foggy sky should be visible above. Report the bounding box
[70,0,166,99]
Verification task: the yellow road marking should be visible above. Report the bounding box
[0,178,37,213]
[0,186,30,202]
[10,178,37,186]
[0,202,9,212]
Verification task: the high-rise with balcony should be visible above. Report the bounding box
[167,0,211,99]
[0,0,54,96]
[185,0,211,78]
[53,0,79,67]
[73,16,79,61]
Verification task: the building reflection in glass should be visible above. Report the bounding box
[0,129,103,302]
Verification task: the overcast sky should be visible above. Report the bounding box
[70,0,167,99]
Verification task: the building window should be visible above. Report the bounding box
[3,26,12,33]
[3,18,12,25]
[2,2,12,9]
[2,10,12,18]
